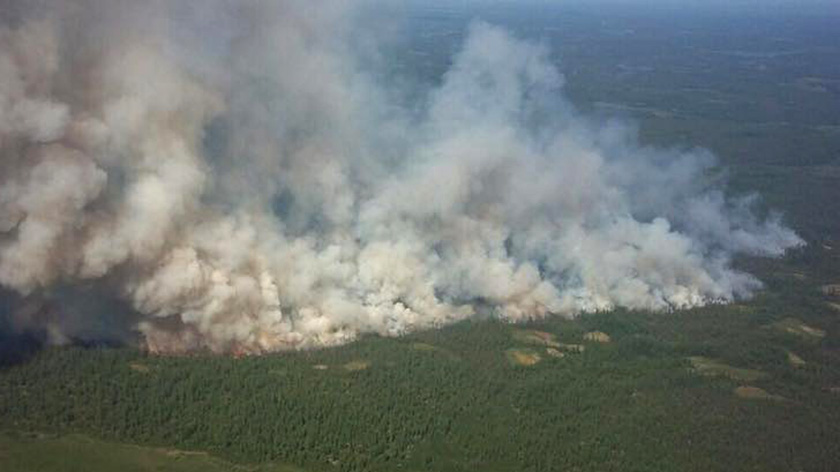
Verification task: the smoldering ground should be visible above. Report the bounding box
[0,0,802,354]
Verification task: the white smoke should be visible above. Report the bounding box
[0,1,803,353]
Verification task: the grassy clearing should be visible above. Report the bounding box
[410,342,461,361]
[0,431,303,472]
[343,360,370,372]
[771,318,826,341]
[734,386,786,402]
[411,343,438,352]
[689,357,766,382]
[128,362,151,374]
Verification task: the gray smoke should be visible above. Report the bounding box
[0,0,802,353]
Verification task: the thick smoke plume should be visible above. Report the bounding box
[0,0,802,353]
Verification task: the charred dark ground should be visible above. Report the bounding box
[2,2,840,471]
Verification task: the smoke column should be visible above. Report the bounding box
[0,0,803,353]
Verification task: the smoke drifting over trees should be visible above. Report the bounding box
[0,0,802,353]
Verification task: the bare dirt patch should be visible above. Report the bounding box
[787,351,806,367]
[512,329,588,353]
[584,331,611,343]
[558,343,585,353]
[506,348,542,367]
[512,329,560,348]
[821,284,840,297]
[545,348,565,358]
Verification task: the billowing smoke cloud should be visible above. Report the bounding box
[0,0,802,353]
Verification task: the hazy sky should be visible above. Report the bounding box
[412,0,839,12]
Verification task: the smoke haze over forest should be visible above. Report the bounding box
[0,0,803,353]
